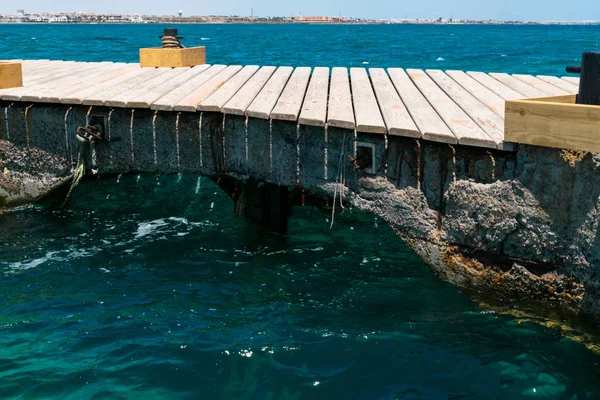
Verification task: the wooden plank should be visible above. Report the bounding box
[246,67,294,119]
[298,67,329,127]
[150,65,227,111]
[527,94,576,104]
[0,62,83,96]
[513,74,570,96]
[562,76,580,85]
[426,69,505,148]
[2,63,103,101]
[407,69,495,148]
[18,62,82,86]
[20,61,57,84]
[105,68,191,108]
[35,64,131,103]
[489,72,546,98]
[369,68,419,137]
[536,75,579,94]
[445,70,505,117]
[505,96,600,152]
[127,65,211,108]
[327,67,355,130]
[84,68,169,106]
[221,66,277,115]
[387,68,455,144]
[198,65,260,112]
[62,68,148,105]
[350,67,386,134]
[467,71,525,100]
[271,67,312,121]
[173,65,243,112]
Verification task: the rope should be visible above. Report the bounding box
[62,135,88,206]
[330,133,347,229]
[62,124,102,206]
[162,36,185,48]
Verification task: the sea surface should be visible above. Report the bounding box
[1,24,600,399]
[0,23,599,74]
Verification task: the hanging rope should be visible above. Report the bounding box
[62,124,103,206]
[330,133,347,229]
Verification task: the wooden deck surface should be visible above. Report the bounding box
[0,59,582,151]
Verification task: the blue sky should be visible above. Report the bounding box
[1,0,599,21]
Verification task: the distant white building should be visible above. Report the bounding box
[48,15,69,23]
[16,9,25,17]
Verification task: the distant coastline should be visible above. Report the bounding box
[1,12,599,25]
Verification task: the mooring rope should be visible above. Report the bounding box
[62,124,102,206]
[162,36,185,48]
[330,133,347,229]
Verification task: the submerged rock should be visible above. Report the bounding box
[0,140,71,207]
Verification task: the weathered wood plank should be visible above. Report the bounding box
[562,76,580,85]
[407,69,495,148]
[298,67,329,127]
[536,75,579,94]
[63,68,147,105]
[446,70,505,117]
[467,71,524,100]
[0,62,83,96]
[427,69,505,148]
[489,72,546,98]
[369,68,419,137]
[271,67,312,121]
[84,68,169,106]
[127,65,211,108]
[350,67,386,134]
[221,66,277,115]
[198,65,260,112]
[173,65,243,112]
[513,74,570,96]
[3,63,104,101]
[246,66,294,119]
[105,68,191,108]
[387,68,455,144]
[30,64,130,103]
[327,67,355,130]
[150,65,226,111]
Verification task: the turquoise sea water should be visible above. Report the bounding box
[1,24,600,399]
[1,23,599,74]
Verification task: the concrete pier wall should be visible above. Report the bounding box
[3,102,600,322]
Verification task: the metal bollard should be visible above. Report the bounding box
[566,51,600,106]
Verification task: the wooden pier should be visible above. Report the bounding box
[0,59,580,151]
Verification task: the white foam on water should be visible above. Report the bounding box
[6,251,58,272]
[134,217,190,239]
[437,57,445,61]
[134,219,169,239]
